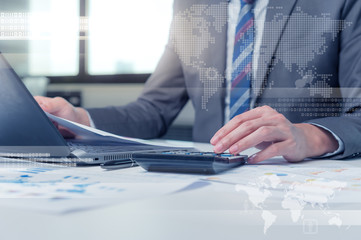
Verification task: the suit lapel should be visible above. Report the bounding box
[251,0,298,107]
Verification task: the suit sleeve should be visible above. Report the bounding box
[86,42,189,139]
[306,0,361,159]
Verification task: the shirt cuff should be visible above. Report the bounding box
[309,123,345,158]
[85,110,96,128]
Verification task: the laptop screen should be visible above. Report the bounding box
[0,53,70,157]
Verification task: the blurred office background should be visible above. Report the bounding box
[0,0,194,140]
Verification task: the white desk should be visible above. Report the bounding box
[1,141,361,240]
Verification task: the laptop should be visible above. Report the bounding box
[0,52,182,165]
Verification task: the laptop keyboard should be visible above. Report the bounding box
[67,141,169,154]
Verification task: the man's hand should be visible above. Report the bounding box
[210,106,339,164]
[35,96,91,127]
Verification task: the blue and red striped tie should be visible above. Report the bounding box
[229,0,255,119]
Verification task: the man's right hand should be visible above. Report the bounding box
[35,96,91,127]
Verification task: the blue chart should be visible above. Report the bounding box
[0,164,198,213]
[20,167,55,174]
[0,167,125,200]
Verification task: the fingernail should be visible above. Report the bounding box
[247,154,257,164]
[210,136,218,145]
[214,142,224,153]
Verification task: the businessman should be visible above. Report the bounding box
[36,0,361,164]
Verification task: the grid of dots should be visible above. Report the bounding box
[0,12,89,40]
[259,7,352,98]
[309,75,334,98]
[256,97,361,118]
[0,12,31,39]
[170,2,227,110]
[170,3,353,109]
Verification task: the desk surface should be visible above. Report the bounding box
[1,141,361,240]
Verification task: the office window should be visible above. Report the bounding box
[87,0,173,75]
[23,0,173,80]
[0,1,29,76]
[29,0,79,76]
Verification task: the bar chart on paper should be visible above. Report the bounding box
[0,163,202,214]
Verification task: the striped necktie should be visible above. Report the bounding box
[229,0,255,119]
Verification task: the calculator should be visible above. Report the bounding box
[132,150,247,174]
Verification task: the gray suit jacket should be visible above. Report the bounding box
[88,0,361,159]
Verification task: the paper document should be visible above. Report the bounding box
[0,160,206,214]
[203,160,361,210]
[47,113,175,147]
[201,160,361,233]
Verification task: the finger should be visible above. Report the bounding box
[247,141,290,164]
[34,96,48,102]
[34,96,59,113]
[49,120,59,129]
[228,125,287,154]
[211,106,275,145]
[213,117,279,153]
[34,96,50,108]
[58,126,76,139]
[211,109,261,145]
[46,97,71,114]
[36,97,71,115]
